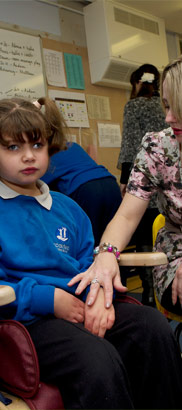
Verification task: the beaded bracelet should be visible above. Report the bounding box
[93,242,121,263]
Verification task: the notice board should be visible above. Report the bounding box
[42,37,128,181]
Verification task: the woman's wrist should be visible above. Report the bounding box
[93,242,121,263]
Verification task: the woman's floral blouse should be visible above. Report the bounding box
[127,127,182,302]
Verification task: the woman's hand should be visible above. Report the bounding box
[84,287,115,338]
[172,263,182,306]
[68,194,147,308]
[68,252,127,308]
[54,288,85,323]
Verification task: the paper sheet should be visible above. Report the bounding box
[98,123,121,147]
[64,53,85,90]
[48,89,89,128]
[86,94,111,120]
[43,49,67,87]
[0,29,46,99]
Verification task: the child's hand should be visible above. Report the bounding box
[84,288,115,338]
[54,288,85,323]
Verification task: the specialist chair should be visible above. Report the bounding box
[0,285,64,410]
[0,250,168,410]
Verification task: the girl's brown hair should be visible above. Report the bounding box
[37,97,67,155]
[0,97,66,155]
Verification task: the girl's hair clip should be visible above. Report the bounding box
[140,73,155,83]
[33,100,41,110]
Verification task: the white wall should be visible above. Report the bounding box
[57,1,87,47]
[0,0,61,37]
[166,31,181,61]
[0,1,180,62]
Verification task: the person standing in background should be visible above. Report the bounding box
[117,64,168,306]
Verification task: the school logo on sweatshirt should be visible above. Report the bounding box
[56,227,68,242]
[54,226,69,253]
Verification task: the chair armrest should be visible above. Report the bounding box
[119,252,168,266]
[0,320,40,398]
[0,285,16,306]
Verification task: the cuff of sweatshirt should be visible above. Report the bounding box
[31,285,55,316]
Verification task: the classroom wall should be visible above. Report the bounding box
[42,36,127,179]
[0,0,180,181]
[0,0,61,38]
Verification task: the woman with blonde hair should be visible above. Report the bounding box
[71,55,182,318]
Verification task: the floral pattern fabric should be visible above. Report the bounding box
[127,127,182,302]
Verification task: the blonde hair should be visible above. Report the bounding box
[0,97,67,156]
[161,55,182,121]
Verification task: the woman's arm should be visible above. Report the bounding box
[68,193,149,307]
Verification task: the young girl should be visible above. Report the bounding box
[39,96,122,248]
[0,97,182,409]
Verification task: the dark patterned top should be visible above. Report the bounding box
[117,96,167,167]
[127,128,182,302]
[117,95,167,208]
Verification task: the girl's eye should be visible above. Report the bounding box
[33,142,43,149]
[8,144,19,151]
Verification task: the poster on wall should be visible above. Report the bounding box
[64,53,85,90]
[86,94,111,120]
[98,123,121,147]
[43,49,67,87]
[0,28,46,99]
[49,89,89,128]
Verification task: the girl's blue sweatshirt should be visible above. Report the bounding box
[41,142,115,195]
[0,181,94,323]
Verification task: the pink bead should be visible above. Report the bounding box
[108,246,113,252]
[115,251,120,258]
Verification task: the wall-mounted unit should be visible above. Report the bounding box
[84,0,169,89]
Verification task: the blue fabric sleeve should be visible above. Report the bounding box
[0,278,55,321]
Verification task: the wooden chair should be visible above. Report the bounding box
[119,251,167,267]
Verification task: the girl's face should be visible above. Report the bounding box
[0,133,49,195]
[163,79,182,142]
